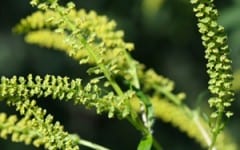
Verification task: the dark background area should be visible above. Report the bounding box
[0,0,240,149]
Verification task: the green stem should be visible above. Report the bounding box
[193,112,215,150]
[154,84,216,149]
[124,52,140,89]
[83,42,124,96]
[154,86,181,105]
[127,116,148,135]
[79,139,110,150]
[56,5,124,96]
[152,137,163,150]
[55,4,157,149]
[209,110,224,150]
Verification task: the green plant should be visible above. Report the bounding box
[0,0,238,149]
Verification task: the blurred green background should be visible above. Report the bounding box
[0,0,240,149]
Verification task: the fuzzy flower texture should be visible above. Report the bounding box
[190,0,234,132]
[0,0,236,150]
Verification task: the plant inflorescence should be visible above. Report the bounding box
[0,0,238,149]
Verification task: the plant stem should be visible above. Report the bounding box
[209,110,224,150]
[154,85,217,149]
[54,4,157,149]
[154,86,181,105]
[55,4,124,97]
[79,138,110,150]
[83,42,124,96]
[152,136,163,150]
[193,112,216,150]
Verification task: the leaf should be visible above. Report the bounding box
[137,134,153,150]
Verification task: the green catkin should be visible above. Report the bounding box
[190,0,234,147]
[0,75,131,118]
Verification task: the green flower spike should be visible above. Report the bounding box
[190,0,234,148]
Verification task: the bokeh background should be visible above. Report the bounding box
[0,0,240,149]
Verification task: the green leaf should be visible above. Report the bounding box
[137,134,153,150]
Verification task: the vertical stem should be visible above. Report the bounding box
[193,113,216,150]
